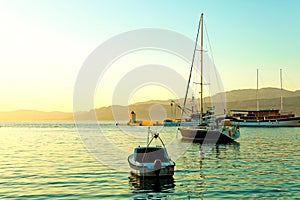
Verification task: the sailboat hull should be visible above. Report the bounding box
[178,127,238,143]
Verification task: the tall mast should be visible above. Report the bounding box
[180,13,202,122]
[280,68,283,111]
[256,68,259,111]
[199,13,204,124]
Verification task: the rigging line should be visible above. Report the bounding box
[204,22,215,65]
[179,15,202,130]
[182,17,201,112]
[204,22,227,113]
[193,53,200,99]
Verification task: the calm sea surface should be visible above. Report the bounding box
[0,122,299,199]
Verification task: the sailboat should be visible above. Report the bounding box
[228,69,300,127]
[178,13,240,143]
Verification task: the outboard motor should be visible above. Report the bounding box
[154,159,162,177]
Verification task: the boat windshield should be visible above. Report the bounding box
[135,147,169,163]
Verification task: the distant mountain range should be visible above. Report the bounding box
[0,87,299,122]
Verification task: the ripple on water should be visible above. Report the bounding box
[0,123,299,199]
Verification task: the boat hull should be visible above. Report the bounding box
[229,116,300,127]
[128,154,175,177]
[178,127,239,143]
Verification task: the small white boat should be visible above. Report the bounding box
[128,128,175,177]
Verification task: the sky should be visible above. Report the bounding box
[0,0,299,112]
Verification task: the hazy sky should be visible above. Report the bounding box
[0,0,299,112]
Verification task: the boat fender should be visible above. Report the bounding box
[154,159,162,176]
[154,159,162,170]
[228,130,232,136]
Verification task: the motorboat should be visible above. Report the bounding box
[128,128,175,177]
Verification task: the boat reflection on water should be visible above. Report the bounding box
[180,135,241,145]
[128,172,175,193]
[180,138,240,169]
[200,142,240,159]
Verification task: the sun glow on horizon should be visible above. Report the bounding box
[0,1,299,113]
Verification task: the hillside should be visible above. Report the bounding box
[0,88,299,121]
[79,88,300,121]
[223,87,300,102]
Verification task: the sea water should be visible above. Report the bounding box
[0,122,299,199]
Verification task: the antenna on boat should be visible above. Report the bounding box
[256,68,259,111]
[147,127,150,145]
[199,13,204,124]
[280,68,283,111]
